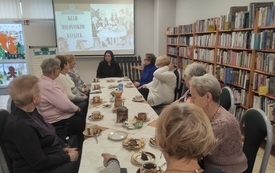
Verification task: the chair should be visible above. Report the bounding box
[6,96,15,113]
[220,86,235,114]
[240,108,273,173]
[115,55,142,82]
[0,109,13,173]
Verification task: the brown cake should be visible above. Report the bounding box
[141,151,148,161]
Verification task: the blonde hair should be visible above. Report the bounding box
[155,55,171,67]
[65,54,75,63]
[190,73,221,103]
[156,103,217,160]
[7,75,39,107]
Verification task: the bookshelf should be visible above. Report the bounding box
[165,2,275,126]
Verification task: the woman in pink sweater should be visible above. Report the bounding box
[189,73,247,172]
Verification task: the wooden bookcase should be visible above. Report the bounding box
[165,6,275,125]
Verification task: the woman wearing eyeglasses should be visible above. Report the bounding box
[134,53,157,88]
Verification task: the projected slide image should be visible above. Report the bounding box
[54,2,134,55]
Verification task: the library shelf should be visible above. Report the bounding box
[179,33,193,36]
[258,26,275,30]
[216,63,251,71]
[195,31,216,34]
[255,49,275,53]
[195,46,215,49]
[252,90,275,100]
[218,47,252,51]
[254,69,275,77]
[178,44,189,47]
[167,44,178,46]
[193,59,214,64]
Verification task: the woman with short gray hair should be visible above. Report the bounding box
[173,62,207,104]
[189,74,247,173]
[37,57,86,149]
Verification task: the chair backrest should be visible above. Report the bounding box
[115,55,142,82]
[6,96,16,113]
[0,109,13,173]
[173,68,181,101]
[240,108,273,173]
[220,86,235,114]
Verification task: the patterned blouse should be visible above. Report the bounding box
[68,68,85,92]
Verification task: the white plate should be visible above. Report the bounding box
[88,115,104,121]
[108,131,128,141]
[132,98,145,102]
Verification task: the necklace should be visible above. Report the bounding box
[165,168,203,172]
[211,105,220,121]
[25,112,46,127]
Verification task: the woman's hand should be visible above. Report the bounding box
[137,85,146,89]
[101,153,117,167]
[134,81,140,87]
[68,149,79,161]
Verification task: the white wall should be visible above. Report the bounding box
[175,0,275,25]
[154,0,176,56]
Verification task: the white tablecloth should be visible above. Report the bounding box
[79,78,164,173]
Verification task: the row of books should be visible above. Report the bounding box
[181,58,192,70]
[179,24,193,34]
[218,31,251,48]
[195,62,214,74]
[232,88,248,106]
[195,34,216,47]
[216,67,250,89]
[255,52,275,74]
[253,73,275,97]
[166,37,177,45]
[167,46,177,56]
[253,96,275,121]
[217,50,251,68]
[195,18,219,32]
[233,11,250,29]
[179,47,192,58]
[258,6,275,26]
[179,36,193,45]
[166,27,178,35]
[193,48,215,62]
[235,107,246,122]
[251,30,275,50]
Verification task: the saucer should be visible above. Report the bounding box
[131,151,156,166]
[134,115,150,122]
[107,79,115,82]
[92,99,102,103]
[132,98,145,102]
[125,85,134,88]
[123,138,145,150]
[123,79,130,81]
[88,115,104,121]
[108,131,128,141]
[136,168,164,173]
[83,130,102,137]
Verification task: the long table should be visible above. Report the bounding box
[78,78,166,173]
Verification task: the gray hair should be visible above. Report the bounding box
[40,57,61,74]
[190,74,221,103]
[183,63,207,79]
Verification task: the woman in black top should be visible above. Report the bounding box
[96,50,122,78]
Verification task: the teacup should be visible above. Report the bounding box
[140,161,158,173]
[93,84,100,90]
[93,78,99,82]
[91,111,101,119]
[92,95,101,103]
[86,124,101,136]
[138,112,147,121]
[124,76,129,80]
[126,82,132,87]
[135,95,143,101]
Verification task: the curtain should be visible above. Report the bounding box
[0,0,21,19]
[21,0,54,19]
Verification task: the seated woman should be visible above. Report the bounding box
[189,73,247,172]
[66,54,90,95]
[138,55,176,106]
[96,50,122,78]
[173,62,207,104]
[3,75,79,173]
[54,55,88,114]
[37,57,86,148]
[156,103,224,173]
[133,53,157,87]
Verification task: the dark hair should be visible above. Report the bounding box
[103,50,115,64]
[145,53,156,65]
[55,55,68,70]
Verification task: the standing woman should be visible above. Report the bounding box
[96,50,122,78]
[134,53,157,87]
[3,75,79,173]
